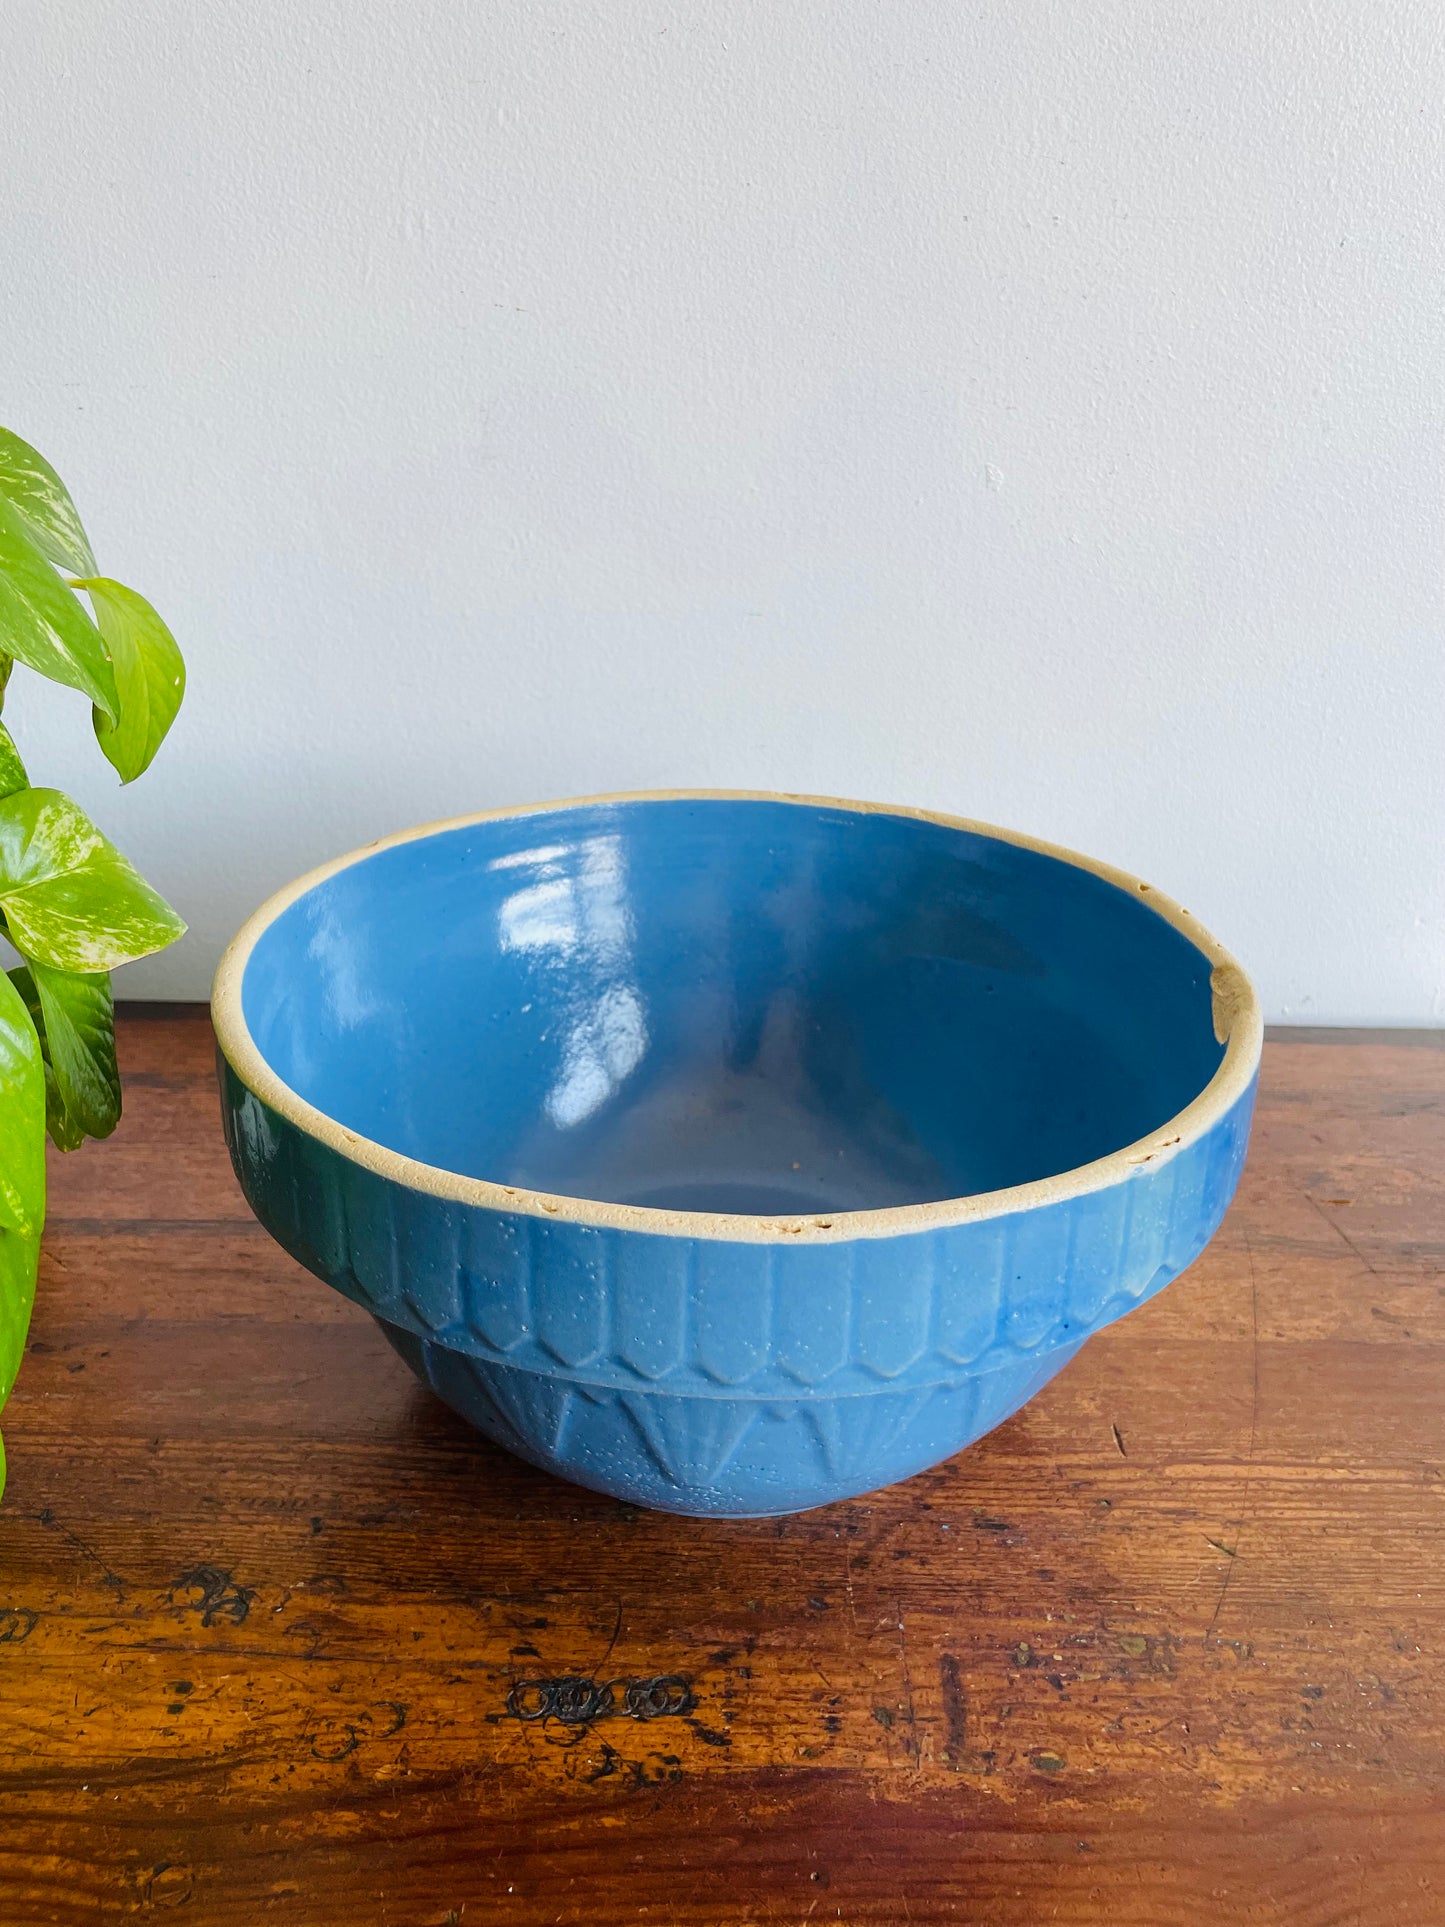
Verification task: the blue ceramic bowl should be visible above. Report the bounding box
[213,792,1260,1518]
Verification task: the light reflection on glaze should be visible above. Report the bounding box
[548,981,647,1128]
[498,834,649,1131]
[304,903,381,1031]
[488,842,570,873]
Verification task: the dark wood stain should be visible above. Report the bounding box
[2,1011,1445,1923]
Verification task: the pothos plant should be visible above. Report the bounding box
[0,427,186,1498]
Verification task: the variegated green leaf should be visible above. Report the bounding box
[0,426,98,576]
[78,578,185,783]
[0,964,45,1500]
[0,496,118,721]
[0,721,26,799]
[7,965,86,1151]
[0,965,45,1231]
[30,961,119,1140]
[0,787,185,972]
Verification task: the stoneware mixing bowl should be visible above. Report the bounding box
[213,791,1261,1518]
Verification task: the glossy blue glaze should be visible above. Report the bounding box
[216,795,1259,1517]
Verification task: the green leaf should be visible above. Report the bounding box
[0,721,26,799]
[0,426,98,576]
[0,966,44,1232]
[0,787,185,972]
[0,966,45,1461]
[7,965,86,1150]
[31,961,119,1140]
[0,496,118,721]
[77,578,185,783]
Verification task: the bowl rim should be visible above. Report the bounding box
[211,788,1262,1245]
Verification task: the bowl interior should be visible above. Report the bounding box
[238,799,1225,1215]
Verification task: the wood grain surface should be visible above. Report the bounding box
[1,1011,1443,1925]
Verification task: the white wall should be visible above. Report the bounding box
[4,0,1442,1021]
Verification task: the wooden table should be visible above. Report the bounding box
[2,1014,1443,1925]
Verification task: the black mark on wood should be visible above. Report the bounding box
[168,1566,256,1627]
[308,1720,359,1762]
[305,1701,406,1762]
[505,1674,695,1726]
[0,1607,38,1644]
[686,1719,731,1748]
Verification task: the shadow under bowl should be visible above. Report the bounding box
[213,790,1260,1517]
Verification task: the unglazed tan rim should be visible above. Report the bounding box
[212,789,1263,1245]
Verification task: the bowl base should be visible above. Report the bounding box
[377,1320,1083,1518]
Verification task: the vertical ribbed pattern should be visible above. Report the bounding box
[397,1195,463,1337]
[852,1232,932,1378]
[383,1181,402,1325]
[316,1134,352,1291]
[1065,1178,1132,1330]
[1119,1154,1172,1306]
[534,1219,608,1368]
[1155,1145,1185,1284]
[338,1159,404,1325]
[693,1238,773,1384]
[613,1234,689,1379]
[934,1213,1009,1365]
[459,1209,530,1352]
[1165,1110,1215,1271]
[221,1062,1257,1406]
[774,1239,855,1385]
[1005,1206,1071,1351]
